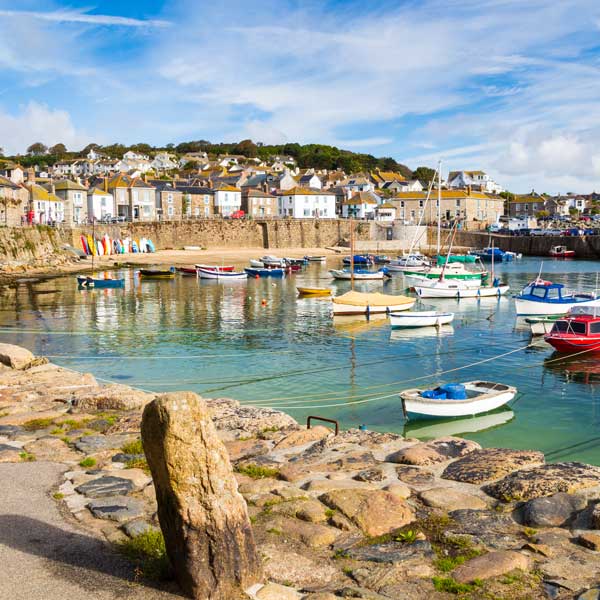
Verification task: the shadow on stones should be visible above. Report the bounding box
[0,514,183,597]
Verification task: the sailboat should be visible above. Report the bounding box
[331,219,414,315]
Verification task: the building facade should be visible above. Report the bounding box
[277,187,336,218]
[241,188,278,217]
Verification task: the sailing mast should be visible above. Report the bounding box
[350,217,355,290]
[437,159,442,256]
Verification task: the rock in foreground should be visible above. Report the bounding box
[142,391,262,600]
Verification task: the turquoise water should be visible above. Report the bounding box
[2,257,600,464]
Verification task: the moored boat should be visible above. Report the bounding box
[329,268,389,281]
[297,287,331,296]
[389,310,454,328]
[343,254,373,266]
[549,245,576,258]
[468,247,514,262]
[387,254,431,273]
[139,268,176,279]
[195,264,235,272]
[304,255,327,262]
[525,315,561,336]
[414,280,510,299]
[331,290,414,316]
[197,267,248,280]
[245,267,284,278]
[177,266,199,276]
[77,276,125,289]
[399,381,517,418]
[514,280,600,316]
[403,262,487,286]
[544,308,600,353]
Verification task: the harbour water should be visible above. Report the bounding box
[2,257,600,464]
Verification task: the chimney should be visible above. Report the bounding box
[27,167,35,182]
[173,178,177,189]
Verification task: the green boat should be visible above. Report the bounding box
[404,264,488,282]
[436,254,477,266]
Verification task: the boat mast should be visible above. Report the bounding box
[91,218,95,272]
[350,217,354,291]
[439,221,458,282]
[437,159,442,257]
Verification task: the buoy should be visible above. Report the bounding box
[255,275,260,279]
[261,298,267,306]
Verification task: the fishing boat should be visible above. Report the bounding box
[197,267,248,280]
[77,276,125,289]
[297,287,331,296]
[468,247,515,262]
[373,255,391,264]
[414,279,509,299]
[544,308,600,353]
[387,254,431,273]
[261,255,286,267]
[304,255,327,262]
[177,266,199,276]
[195,264,235,272]
[285,258,308,266]
[549,245,575,258]
[514,279,600,316]
[330,268,389,281]
[525,315,561,336]
[343,254,373,266]
[331,290,415,316]
[399,381,517,419]
[389,310,454,328]
[403,263,487,286]
[139,268,176,279]
[244,267,284,278]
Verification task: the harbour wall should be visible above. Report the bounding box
[0,225,67,267]
[427,228,600,259]
[65,219,373,250]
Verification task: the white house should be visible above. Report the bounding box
[87,187,115,221]
[26,183,64,224]
[277,187,336,218]
[341,191,378,219]
[121,151,152,173]
[339,177,374,198]
[213,185,242,217]
[375,202,397,222]
[151,152,178,171]
[447,170,504,194]
[298,171,322,189]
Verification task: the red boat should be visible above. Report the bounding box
[194,264,235,272]
[177,266,199,276]
[544,310,600,353]
[549,245,575,258]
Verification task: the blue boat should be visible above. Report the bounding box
[244,267,284,278]
[77,276,125,289]
[343,254,373,266]
[514,280,600,316]
[468,247,514,262]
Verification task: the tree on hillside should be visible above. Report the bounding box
[80,143,101,156]
[101,143,127,158]
[27,142,48,155]
[0,147,4,157]
[49,143,67,156]
[130,143,153,155]
[233,139,258,158]
[413,166,436,185]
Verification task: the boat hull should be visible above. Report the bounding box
[415,285,509,299]
[332,300,415,316]
[245,268,284,278]
[195,264,235,272]
[515,297,600,316]
[330,270,384,280]
[297,287,331,296]
[389,311,454,328]
[197,268,247,280]
[400,381,516,418]
[544,335,600,353]
[77,276,125,289]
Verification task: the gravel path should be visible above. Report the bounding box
[0,462,182,600]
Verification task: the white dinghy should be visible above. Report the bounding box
[399,381,517,418]
[389,310,454,328]
[414,280,510,299]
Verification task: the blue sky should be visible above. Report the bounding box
[1,0,600,193]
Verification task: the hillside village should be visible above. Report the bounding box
[0,142,597,231]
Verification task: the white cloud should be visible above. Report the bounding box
[0,9,170,28]
[0,102,91,154]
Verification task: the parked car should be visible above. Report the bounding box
[230,210,245,219]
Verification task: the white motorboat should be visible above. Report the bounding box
[403,263,486,286]
[389,310,454,328]
[332,290,415,316]
[197,267,248,280]
[387,254,431,273]
[406,274,483,290]
[415,280,510,299]
[399,381,517,418]
[329,269,387,281]
[261,255,285,267]
[514,280,600,316]
[305,255,327,262]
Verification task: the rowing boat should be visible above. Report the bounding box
[195,264,235,272]
[399,381,517,418]
[389,310,454,328]
[245,267,284,278]
[197,267,248,280]
[329,268,388,281]
[139,268,176,279]
[297,287,331,296]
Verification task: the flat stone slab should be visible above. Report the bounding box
[387,436,480,466]
[441,448,545,484]
[522,492,586,527]
[76,476,134,498]
[87,495,145,522]
[420,487,487,511]
[394,465,435,486]
[0,425,24,439]
[453,550,530,583]
[448,509,521,549]
[111,452,144,463]
[121,518,157,538]
[485,462,600,502]
[347,540,434,563]
[0,343,34,369]
[74,435,125,454]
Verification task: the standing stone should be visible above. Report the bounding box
[141,392,262,600]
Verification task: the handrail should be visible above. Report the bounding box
[306,415,339,435]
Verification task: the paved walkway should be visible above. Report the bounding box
[0,462,182,600]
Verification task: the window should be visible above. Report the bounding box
[419,200,424,208]
[531,287,548,299]
[167,206,174,217]
[455,199,461,207]
[204,206,210,216]
[194,207,200,216]
[400,201,405,208]
[204,196,210,205]
[589,322,600,334]
[546,288,560,300]
[303,208,310,216]
[167,194,173,204]
[524,204,529,211]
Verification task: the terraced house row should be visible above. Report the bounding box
[0,160,506,228]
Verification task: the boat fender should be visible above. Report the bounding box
[261,298,266,306]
